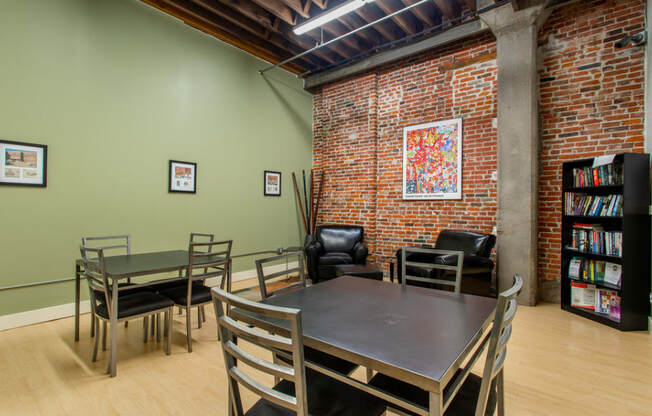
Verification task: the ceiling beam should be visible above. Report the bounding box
[375,0,422,35]
[399,0,441,26]
[355,3,404,41]
[320,20,370,52]
[189,0,329,67]
[338,13,385,46]
[312,0,328,10]
[432,0,460,19]
[278,0,310,18]
[250,0,296,25]
[304,19,486,90]
[142,0,305,73]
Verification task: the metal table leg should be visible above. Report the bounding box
[429,392,442,416]
[109,278,119,377]
[74,263,81,341]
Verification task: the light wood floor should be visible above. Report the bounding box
[1,284,651,416]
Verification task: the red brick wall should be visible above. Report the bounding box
[312,0,646,300]
[537,0,646,296]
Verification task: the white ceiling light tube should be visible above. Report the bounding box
[293,0,376,35]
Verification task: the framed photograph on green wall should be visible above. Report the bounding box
[264,170,281,196]
[0,139,47,187]
[169,160,197,193]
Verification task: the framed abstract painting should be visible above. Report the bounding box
[402,118,462,200]
[0,139,48,187]
[168,160,196,194]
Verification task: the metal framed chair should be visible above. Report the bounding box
[82,235,134,337]
[369,274,524,416]
[81,247,174,373]
[211,287,386,416]
[160,239,232,352]
[255,252,306,300]
[255,252,358,377]
[401,247,465,293]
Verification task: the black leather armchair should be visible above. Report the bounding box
[396,230,497,297]
[305,225,368,283]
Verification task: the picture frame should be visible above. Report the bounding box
[402,118,463,200]
[0,139,48,187]
[168,160,197,194]
[264,170,281,196]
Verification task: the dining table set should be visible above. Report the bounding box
[74,234,521,416]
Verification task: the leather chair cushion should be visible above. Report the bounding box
[316,226,363,253]
[94,292,174,320]
[318,252,353,266]
[369,370,496,416]
[160,284,212,306]
[245,368,386,416]
[435,230,494,257]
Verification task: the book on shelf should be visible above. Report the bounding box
[567,223,622,256]
[568,256,621,287]
[564,193,622,217]
[572,162,622,187]
[570,281,621,320]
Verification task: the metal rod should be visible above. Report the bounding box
[259,0,431,74]
[299,0,511,77]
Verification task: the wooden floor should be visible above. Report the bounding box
[1,285,651,415]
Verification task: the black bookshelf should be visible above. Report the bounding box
[560,153,650,331]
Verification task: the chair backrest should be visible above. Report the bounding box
[188,239,232,290]
[212,287,308,416]
[474,274,523,416]
[401,247,464,293]
[80,246,111,310]
[256,252,306,300]
[435,230,495,258]
[81,235,131,259]
[315,225,363,253]
[190,233,214,252]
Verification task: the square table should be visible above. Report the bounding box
[230,276,497,416]
[74,249,229,376]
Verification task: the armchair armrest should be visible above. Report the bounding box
[304,241,323,281]
[352,242,368,264]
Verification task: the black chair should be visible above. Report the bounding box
[81,247,174,371]
[396,230,497,297]
[304,225,368,283]
[160,239,232,352]
[369,274,523,416]
[256,252,359,376]
[211,287,386,416]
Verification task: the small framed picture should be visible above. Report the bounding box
[0,140,47,187]
[264,170,281,196]
[169,160,196,194]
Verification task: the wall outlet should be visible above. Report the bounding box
[492,226,497,235]
[491,171,497,181]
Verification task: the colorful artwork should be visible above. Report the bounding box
[168,160,197,193]
[402,118,462,200]
[0,140,47,187]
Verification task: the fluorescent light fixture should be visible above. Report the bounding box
[293,0,375,35]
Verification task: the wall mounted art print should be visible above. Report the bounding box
[0,139,47,187]
[264,170,281,196]
[169,160,196,193]
[402,118,462,200]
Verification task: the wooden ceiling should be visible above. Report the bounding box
[141,0,477,75]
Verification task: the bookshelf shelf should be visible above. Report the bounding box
[560,153,650,331]
[562,248,622,263]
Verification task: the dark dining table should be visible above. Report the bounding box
[74,249,230,377]
[230,276,497,416]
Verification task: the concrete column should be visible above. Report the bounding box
[480,3,550,305]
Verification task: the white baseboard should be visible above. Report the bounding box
[0,300,91,332]
[0,262,299,332]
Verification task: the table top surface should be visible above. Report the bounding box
[234,276,496,391]
[76,250,225,278]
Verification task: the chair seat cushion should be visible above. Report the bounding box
[95,292,174,320]
[369,371,496,416]
[245,368,386,416]
[160,284,212,306]
[146,280,187,293]
[318,252,353,266]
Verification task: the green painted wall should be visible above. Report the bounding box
[0,0,313,316]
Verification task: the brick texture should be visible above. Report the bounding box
[312,0,646,301]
